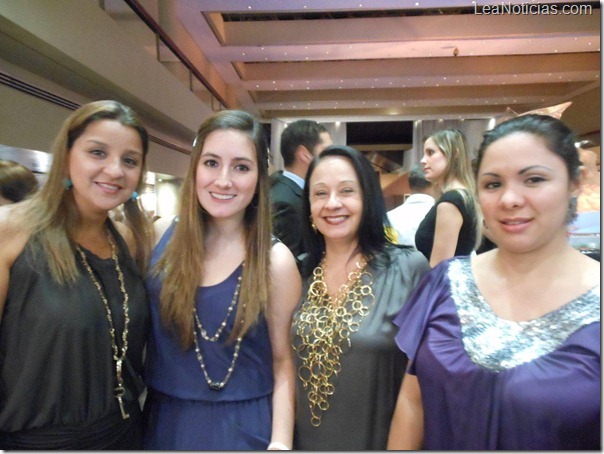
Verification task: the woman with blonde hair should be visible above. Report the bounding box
[415,129,480,267]
[0,100,152,448]
[143,110,300,450]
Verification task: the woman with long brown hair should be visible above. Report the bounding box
[143,110,300,450]
[0,100,152,448]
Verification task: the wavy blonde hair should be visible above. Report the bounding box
[15,100,152,283]
[153,110,272,348]
[428,129,482,248]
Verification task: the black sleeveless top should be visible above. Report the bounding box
[415,189,477,261]
[0,221,149,448]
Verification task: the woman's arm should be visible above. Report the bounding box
[387,372,424,450]
[266,242,302,450]
[429,202,463,267]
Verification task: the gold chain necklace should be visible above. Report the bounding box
[77,233,130,420]
[192,268,245,391]
[293,257,375,427]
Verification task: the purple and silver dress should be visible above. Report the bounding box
[394,256,600,450]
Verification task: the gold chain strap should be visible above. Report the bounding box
[77,233,130,419]
[293,258,375,427]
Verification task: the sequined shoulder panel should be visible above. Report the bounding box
[448,257,601,373]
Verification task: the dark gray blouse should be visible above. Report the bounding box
[0,222,148,448]
[291,246,429,450]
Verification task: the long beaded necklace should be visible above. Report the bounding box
[76,232,130,420]
[293,257,375,427]
[192,266,245,391]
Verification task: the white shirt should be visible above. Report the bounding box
[387,193,435,247]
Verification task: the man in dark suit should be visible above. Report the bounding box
[270,120,332,264]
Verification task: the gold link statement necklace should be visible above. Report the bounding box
[293,257,375,427]
[77,232,131,420]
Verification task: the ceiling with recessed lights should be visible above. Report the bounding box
[119,0,599,129]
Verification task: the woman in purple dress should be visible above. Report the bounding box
[143,110,300,450]
[387,114,600,450]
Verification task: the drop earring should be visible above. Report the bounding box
[64,178,73,190]
[310,215,317,233]
[130,191,139,201]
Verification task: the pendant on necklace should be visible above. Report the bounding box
[114,359,130,419]
[210,381,223,391]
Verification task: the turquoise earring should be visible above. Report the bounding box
[130,191,139,201]
[64,178,73,189]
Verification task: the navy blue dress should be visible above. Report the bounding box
[143,222,274,450]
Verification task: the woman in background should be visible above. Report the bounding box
[292,145,429,450]
[388,114,600,450]
[0,159,39,205]
[0,100,152,449]
[143,110,300,450]
[415,129,480,267]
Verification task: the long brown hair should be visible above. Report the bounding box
[154,110,272,348]
[17,100,152,283]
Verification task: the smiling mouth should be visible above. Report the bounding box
[324,215,348,224]
[96,182,121,191]
[211,192,235,200]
